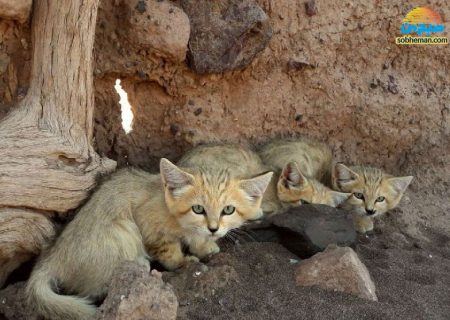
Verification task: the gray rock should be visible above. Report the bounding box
[244,204,357,258]
[181,0,272,74]
[296,245,378,301]
[97,261,178,320]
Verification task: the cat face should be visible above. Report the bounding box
[333,163,413,217]
[277,162,350,207]
[160,159,273,240]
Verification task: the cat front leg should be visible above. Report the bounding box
[149,241,199,271]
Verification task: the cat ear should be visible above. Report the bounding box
[240,171,273,201]
[160,158,194,196]
[388,176,413,195]
[329,191,351,207]
[333,163,359,189]
[281,162,307,188]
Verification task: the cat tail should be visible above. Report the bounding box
[26,266,96,320]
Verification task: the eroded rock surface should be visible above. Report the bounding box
[296,245,378,301]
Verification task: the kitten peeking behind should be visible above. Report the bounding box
[333,163,413,234]
[26,159,272,320]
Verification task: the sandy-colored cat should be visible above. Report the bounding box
[26,158,272,320]
[258,139,350,213]
[178,142,348,216]
[332,163,413,233]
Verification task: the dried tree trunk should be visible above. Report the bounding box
[0,0,115,286]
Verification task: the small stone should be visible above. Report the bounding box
[137,70,147,78]
[0,0,32,23]
[369,79,378,89]
[304,0,317,17]
[135,0,146,13]
[387,75,398,94]
[287,59,313,71]
[194,108,202,116]
[170,124,179,135]
[388,83,398,94]
[295,246,378,301]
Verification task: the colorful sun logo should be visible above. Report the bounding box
[400,7,445,37]
[402,7,443,25]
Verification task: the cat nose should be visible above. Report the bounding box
[208,227,218,234]
[366,209,376,216]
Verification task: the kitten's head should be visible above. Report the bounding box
[333,163,413,217]
[277,162,350,208]
[160,158,273,240]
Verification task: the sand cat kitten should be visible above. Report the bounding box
[178,144,276,215]
[258,139,350,212]
[332,163,413,233]
[26,159,272,320]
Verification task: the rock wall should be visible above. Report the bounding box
[92,0,450,173]
[1,0,449,174]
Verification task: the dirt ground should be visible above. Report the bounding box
[1,205,449,320]
[167,228,450,320]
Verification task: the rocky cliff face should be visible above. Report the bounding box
[92,0,450,174]
[0,0,449,236]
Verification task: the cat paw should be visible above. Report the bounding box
[161,255,199,270]
[183,255,200,265]
[191,240,220,259]
[135,256,151,272]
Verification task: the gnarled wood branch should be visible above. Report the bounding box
[0,0,115,286]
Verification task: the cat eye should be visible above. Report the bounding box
[375,196,385,202]
[192,205,206,215]
[222,205,235,215]
[300,199,310,205]
[353,192,364,200]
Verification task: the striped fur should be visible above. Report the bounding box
[258,139,350,214]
